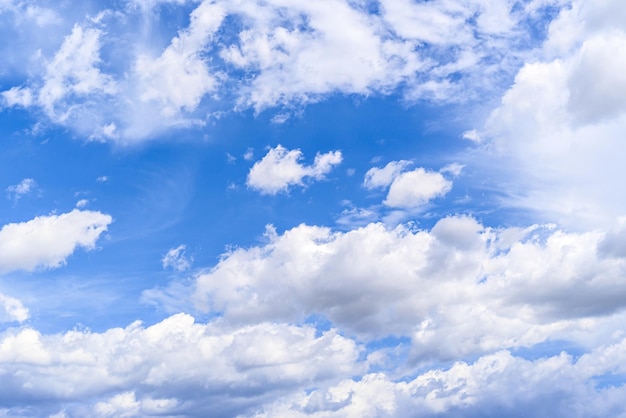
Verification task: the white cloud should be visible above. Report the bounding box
[384,168,452,209]
[476,0,626,227]
[134,1,224,118]
[0,293,29,323]
[252,344,626,417]
[1,86,33,107]
[5,178,36,200]
[192,216,626,362]
[0,209,112,274]
[363,162,455,209]
[440,163,464,177]
[75,199,89,208]
[462,129,481,142]
[363,160,412,190]
[162,244,192,272]
[247,145,342,195]
[1,0,569,142]
[38,24,117,122]
[0,314,361,417]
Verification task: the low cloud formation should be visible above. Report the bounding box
[252,344,626,417]
[0,209,112,274]
[194,216,626,360]
[364,161,455,209]
[162,244,193,272]
[0,314,360,417]
[247,145,342,195]
[474,0,626,227]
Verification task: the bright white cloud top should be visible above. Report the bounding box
[247,145,342,195]
[1,0,626,417]
[0,210,112,274]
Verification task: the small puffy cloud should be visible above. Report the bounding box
[384,168,452,209]
[363,162,455,209]
[363,160,412,190]
[162,245,192,272]
[6,178,37,200]
[0,293,29,323]
[96,176,108,182]
[462,129,482,142]
[0,209,112,274]
[247,145,342,195]
[243,148,254,161]
[75,199,89,208]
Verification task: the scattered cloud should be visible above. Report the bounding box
[363,161,412,190]
[0,0,568,142]
[162,245,193,272]
[0,314,360,417]
[193,217,626,360]
[247,145,342,195]
[383,168,452,209]
[6,178,37,200]
[440,163,464,177]
[364,162,455,209]
[0,209,112,274]
[0,293,29,323]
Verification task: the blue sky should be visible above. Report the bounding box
[2,0,626,416]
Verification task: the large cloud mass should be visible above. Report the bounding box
[2,0,626,417]
[193,216,626,361]
[0,0,564,141]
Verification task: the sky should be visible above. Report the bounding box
[1,0,626,416]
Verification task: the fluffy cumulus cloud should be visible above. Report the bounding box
[0,314,361,417]
[252,344,626,417]
[193,216,626,361]
[472,0,626,227]
[5,216,626,416]
[247,145,342,195]
[0,0,567,141]
[364,161,454,209]
[0,209,112,274]
[383,168,452,209]
[4,1,626,416]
